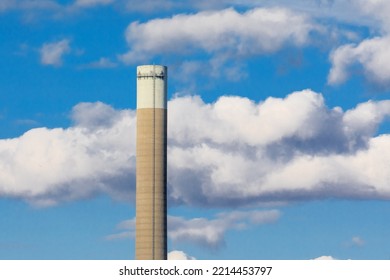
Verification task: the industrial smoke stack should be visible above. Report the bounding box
[135,65,167,260]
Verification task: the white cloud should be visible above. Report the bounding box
[328,36,390,86]
[168,250,196,260]
[106,210,281,249]
[0,90,389,207]
[169,210,280,249]
[168,91,390,206]
[39,39,71,67]
[0,102,136,206]
[228,0,390,33]
[168,90,341,147]
[2,0,390,37]
[71,101,121,128]
[323,1,390,87]
[120,7,316,64]
[313,255,336,260]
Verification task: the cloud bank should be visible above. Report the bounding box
[0,90,389,207]
[168,90,390,206]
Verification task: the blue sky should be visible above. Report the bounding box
[0,0,390,260]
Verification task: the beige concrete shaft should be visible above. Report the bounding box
[135,65,167,260]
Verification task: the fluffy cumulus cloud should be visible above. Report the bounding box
[328,36,390,86]
[0,90,389,207]
[120,7,316,64]
[39,39,71,67]
[168,90,390,206]
[325,1,390,87]
[0,102,136,206]
[106,210,280,249]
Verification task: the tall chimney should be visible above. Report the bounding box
[135,65,167,260]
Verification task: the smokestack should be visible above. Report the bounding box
[135,65,167,260]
